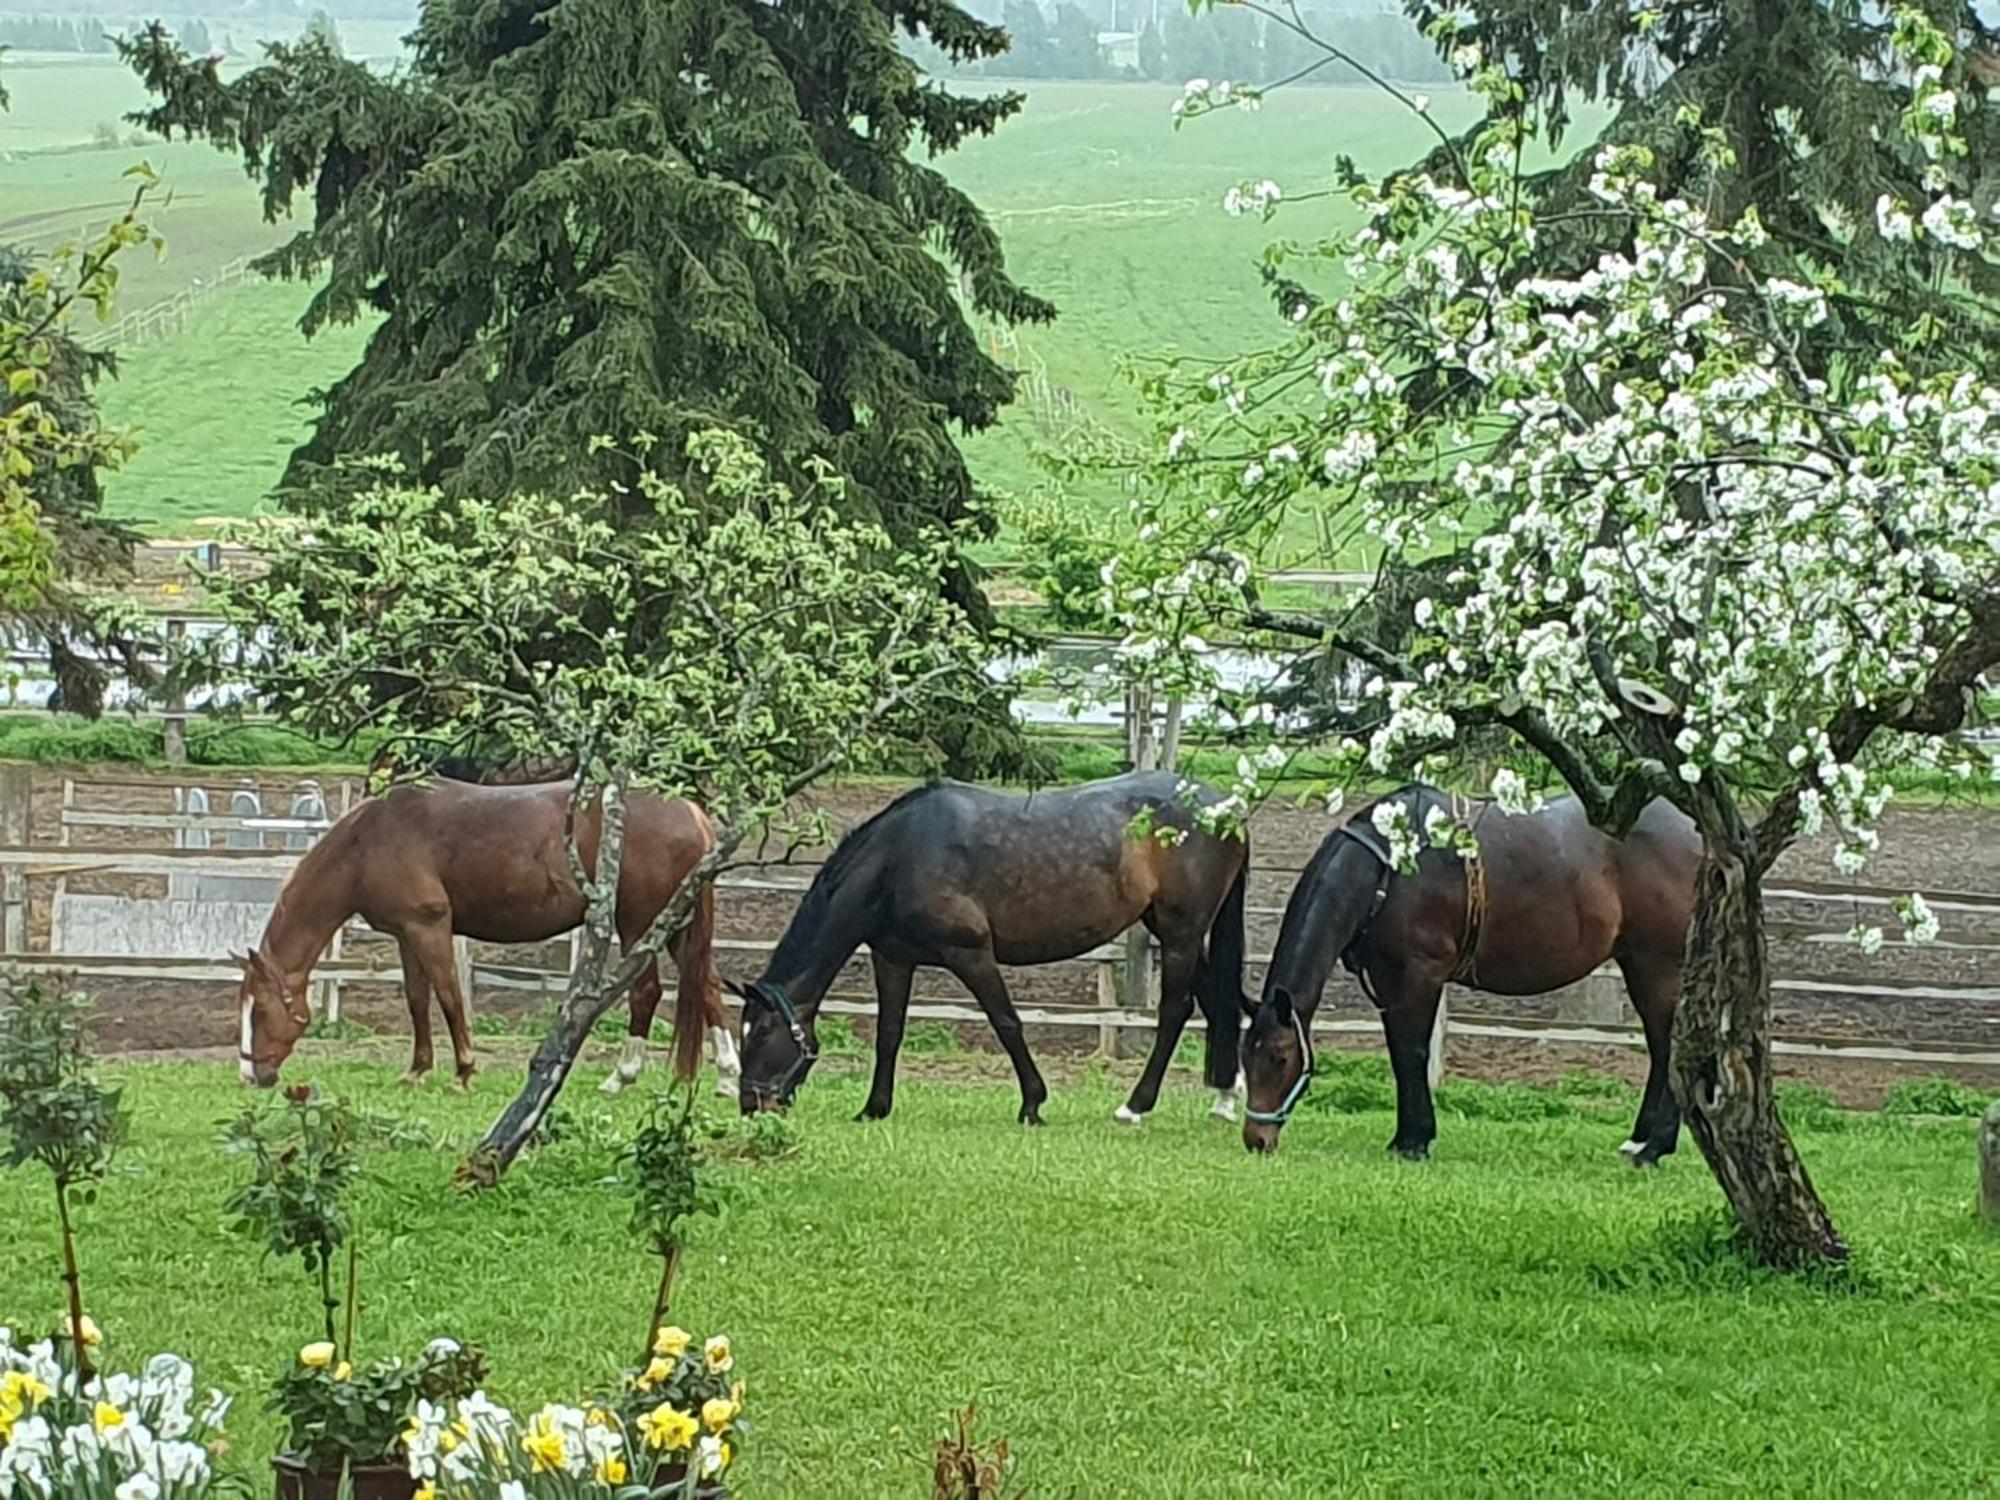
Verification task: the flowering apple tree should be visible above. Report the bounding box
[1106,3,1998,1265]
[197,429,987,1184]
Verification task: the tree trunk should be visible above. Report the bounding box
[1122,682,1159,1016]
[1670,847,1848,1267]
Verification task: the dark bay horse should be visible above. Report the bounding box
[1242,786,1699,1164]
[234,780,733,1092]
[734,773,1250,1125]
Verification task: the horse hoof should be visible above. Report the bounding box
[1209,1094,1239,1124]
[713,1078,737,1100]
[854,1106,890,1123]
[600,1072,633,1096]
[1390,1141,1430,1162]
[1618,1137,1645,1157]
[1113,1105,1145,1126]
[401,1070,429,1088]
[452,1074,475,1094]
[1020,1109,1046,1128]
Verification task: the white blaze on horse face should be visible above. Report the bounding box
[239,995,258,1086]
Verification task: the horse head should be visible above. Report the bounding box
[1241,986,1312,1154]
[728,977,817,1114]
[235,946,311,1089]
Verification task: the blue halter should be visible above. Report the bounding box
[1244,1008,1315,1125]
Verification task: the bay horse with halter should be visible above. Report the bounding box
[234,779,735,1093]
[1242,786,1699,1163]
[734,772,1251,1125]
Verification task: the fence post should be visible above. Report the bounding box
[455,934,473,1024]
[162,618,188,765]
[0,766,31,954]
[1095,956,1119,1058]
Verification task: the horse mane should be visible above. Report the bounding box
[782,781,940,936]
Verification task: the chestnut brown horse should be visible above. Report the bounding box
[734,773,1251,1126]
[234,779,732,1091]
[1242,786,1699,1164]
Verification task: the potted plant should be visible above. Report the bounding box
[617,1324,744,1498]
[224,1085,481,1499]
[270,1338,485,1500]
[400,1330,744,1500]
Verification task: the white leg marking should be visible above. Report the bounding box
[1619,1137,1645,1156]
[1210,1089,1239,1123]
[600,1034,647,1094]
[239,999,258,1086]
[1113,1104,1145,1126]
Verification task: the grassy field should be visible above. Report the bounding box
[4,1047,1995,1496]
[3,59,1596,541]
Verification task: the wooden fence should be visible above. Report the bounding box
[3,770,1999,1073]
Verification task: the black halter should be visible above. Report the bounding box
[741,980,817,1103]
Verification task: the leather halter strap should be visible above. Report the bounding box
[740,980,817,1101]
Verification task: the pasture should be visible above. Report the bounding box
[1,65,1596,542]
[4,1046,1995,1495]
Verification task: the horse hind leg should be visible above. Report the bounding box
[1618,953,1682,1167]
[407,918,476,1088]
[1117,935,1203,1125]
[600,957,662,1095]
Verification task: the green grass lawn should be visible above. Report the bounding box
[5,1049,1994,1496]
[96,277,376,531]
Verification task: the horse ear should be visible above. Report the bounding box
[721,976,750,1000]
[1237,991,1258,1021]
[1267,986,1295,1023]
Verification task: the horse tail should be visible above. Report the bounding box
[1199,845,1249,1090]
[671,877,723,1083]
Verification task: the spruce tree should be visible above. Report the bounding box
[121,3,1054,765]
[1401,0,2000,376]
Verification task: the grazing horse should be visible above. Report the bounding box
[1242,786,1698,1164]
[734,773,1251,1125]
[234,779,736,1093]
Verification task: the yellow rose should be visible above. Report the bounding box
[703,1335,732,1374]
[333,1362,353,1382]
[636,1403,699,1453]
[652,1326,692,1359]
[298,1342,337,1369]
[92,1401,126,1436]
[63,1315,103,1348]
[636,1356,672,1391]
[700,1397,735,1434]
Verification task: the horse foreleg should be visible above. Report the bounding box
[857,955,914,1121]
[1620,954,1683,1167]
[1381,973,1443,1160]
[601,959,661,1096]
[1116,938,1201,1125]
[396,938,436,1084]
[410,923,476,1088]
[940,945,1049,1126]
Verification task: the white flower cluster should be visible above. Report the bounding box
[1123,43,1998,895]
[1221,179,1283,220]
[1369,799,1424,874]
[1171,76,1261,122]
[0,1329,227,1500]
[1893,891,1941,945]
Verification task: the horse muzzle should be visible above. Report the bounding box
[240,1054,278,1090]
[1242,1119,1282,1154]
[739,1083,794,1116]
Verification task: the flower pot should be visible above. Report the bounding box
[648,1460,730,1499]
[272,1454,418,1500]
